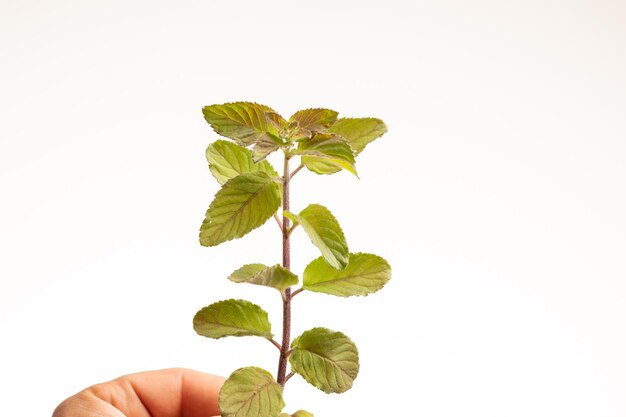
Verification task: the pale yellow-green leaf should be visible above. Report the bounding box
[290,327,359,394]
[328,117,387,155]
[193,299,272,339]
[294,133,357,176]
[229,264,298,292]
[206,140,278,185]
[202,102,282,146]
[219,367,285,417]
[285,204,348,270]
[266,110,288,131]
[278,411,314,417]
[199,172,281,247]
[303,253,391,297]
[228,263,268,282]
[251,138,280,162]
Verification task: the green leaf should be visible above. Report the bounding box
[299,156,342,175]
[193,299,272,339]
[303,253,391,297]
[206,140,278,185]
[199,172,281,247]
[279,411,314,417]
[294,133,357,176]
[289,108,338,136]
[251,138,280,162]
[229,264,298,292]
[219,367,285,417]
[228,263,268,282]
[290,327,359,394]
[327,117,387,155]
[266,110,289,132]
[285,204,349,270]
[202,102,282,146]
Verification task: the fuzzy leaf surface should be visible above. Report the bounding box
[327,117,387,155]
[303,253,391,297]
[285,204,348,270]
[219,367,285,417]
[229,264,298,291]
[251,138,280,162]
[294,133,357,176]
[290,327,359,394]
[289,108,338,136]
[266,111,288,131]
[202,102,282,146]
[206,140,278,185]
[193,299,272,339]
[199,172,281,247]
[228,263,268,282]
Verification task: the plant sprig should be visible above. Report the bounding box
[193,102,391,417]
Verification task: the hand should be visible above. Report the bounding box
[52,368,225,417]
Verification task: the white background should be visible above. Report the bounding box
[1,0,625,416]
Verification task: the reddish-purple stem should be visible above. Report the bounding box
[277,154,291,386]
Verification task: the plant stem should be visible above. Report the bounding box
[286,223,298,237]
[277,153,291,386]
[270,338,282,351]
[273,212,283,232]
[290,163,304,179]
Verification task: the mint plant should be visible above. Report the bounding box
[193,102,391,417]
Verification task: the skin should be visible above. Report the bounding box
[52,368,225,417]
